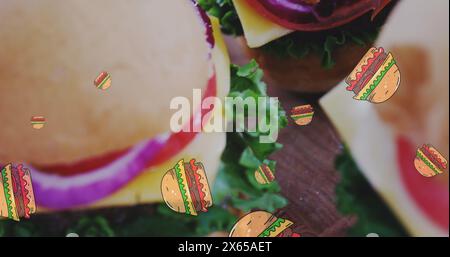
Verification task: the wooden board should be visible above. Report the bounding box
[227,36,355,236]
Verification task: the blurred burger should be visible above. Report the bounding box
[200,0,397,92]
[229,211,300,237]
[0,0,230,211]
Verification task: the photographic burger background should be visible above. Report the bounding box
[1,0,448,237]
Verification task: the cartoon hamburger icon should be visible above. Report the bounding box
[229,211,300,237]
[290,104,314,126]
[414,144,448,177]
[161,159,212,216]
[254,164,275,185]
[0,164,36,221]
[30,116,45,129]
[345,47,400,103]
[94,71,112,91]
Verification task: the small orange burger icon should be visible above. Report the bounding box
[414,144,448,177]
[290,104,314,126]
[254,164,275,185]
[94,71,112,91]
[30,116,45,129]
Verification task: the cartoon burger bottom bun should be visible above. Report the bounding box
[0,0,212,165]
[229,211,292,237]
[295,117,313,126]
[161,169,187,214]
[414,158,437,177]
[368,64,401,103]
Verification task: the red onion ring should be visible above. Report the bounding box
[246,0,392,31]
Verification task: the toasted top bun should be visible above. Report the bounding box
[161,169,186,214]
[346,47,378,84]
[0,0,211,165]
[229,211,278,237]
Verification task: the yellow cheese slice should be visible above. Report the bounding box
[232,0,292,48]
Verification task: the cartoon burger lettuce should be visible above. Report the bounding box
[345,47,401,103]
[229,211,300,237]
[161,159,212,216]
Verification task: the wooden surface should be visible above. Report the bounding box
[227,36,355,237]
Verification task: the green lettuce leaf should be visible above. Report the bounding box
[198,0,243,35]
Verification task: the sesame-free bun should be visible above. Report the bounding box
[0,0,211,165]
[161,169,186,214]
[229,211,277,237]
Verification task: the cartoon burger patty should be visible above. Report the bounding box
[345,47,400,103]
[229,211,300,237]
[94,72,112,90]
[161,159,213,216]
[254,164,275,185]
[414,144,448,177]
[0,164,36,221]
[290,104,314,126]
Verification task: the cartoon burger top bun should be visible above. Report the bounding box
[161,159,213,216]
[229,211,299,237]
[414,144,448,177]
[346,47,401,103]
